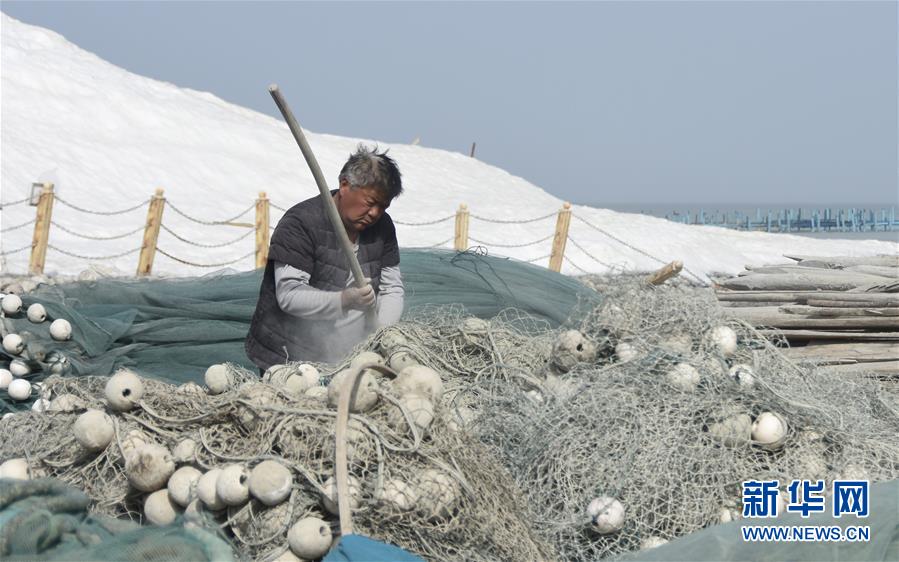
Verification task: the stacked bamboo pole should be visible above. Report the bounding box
[716,254,899,376]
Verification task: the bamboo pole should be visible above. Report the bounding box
[28,182,55,275]
[454,204,469,251]
[136,188,166,276]
[646,260,683,285]
[548,202,571,272]
[255,191,270,268]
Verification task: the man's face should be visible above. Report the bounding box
[337,181,391,232]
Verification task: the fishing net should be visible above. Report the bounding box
[0,248,598,415]
[0,477,234,561]
[0,351,554,561]
[471,275,899,560]
[2,255,897,561]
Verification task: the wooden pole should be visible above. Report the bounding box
[28,182,55,275]
[646,260,683,285]
[136,188,165,276]
[255,191,270,269]
[469,142,476,158]
[548,202,571,272]
[268,85,377,327]
[454,204,469,251]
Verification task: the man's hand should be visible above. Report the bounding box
[341,278,375,312]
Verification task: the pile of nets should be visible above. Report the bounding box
[0,248,597,401]
[0,336,554,561]
[470,275,899,559]
[2,257,898,561]
[0,477,233,561]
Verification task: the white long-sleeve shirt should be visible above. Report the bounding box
[272,253,404,361]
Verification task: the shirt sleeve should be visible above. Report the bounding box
[274,262,344,320]
[377,266,404,327]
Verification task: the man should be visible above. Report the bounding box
[246,145,405,370]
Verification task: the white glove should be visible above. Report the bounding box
[341,278,375,312]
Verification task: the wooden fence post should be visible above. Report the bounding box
[255,191,270,268]
[454,204,469,251]
[136,188,166,276]
[548,202,571,272]
[28,182,55,275]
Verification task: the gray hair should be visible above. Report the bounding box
[338,144,403,200]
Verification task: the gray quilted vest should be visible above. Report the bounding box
[245,191,399,369]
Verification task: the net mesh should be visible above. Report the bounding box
[1,255,898,561]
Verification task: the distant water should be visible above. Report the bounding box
[579,202,898,243]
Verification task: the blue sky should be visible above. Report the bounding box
[2,1,896,205]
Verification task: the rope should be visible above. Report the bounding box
[156,248,255,268]
[572,214,706,284]
[572,214,668,266]
[470,211,556,224]
[408,236,454,249]
[0,197,29,209]
[562,254,590,274]
[50,220,143,240]
[469,233,554,249]
[566,236,615,269]
[394,214,455,226]
[1,219,35,233]
[428,236,454,248]
[524,253,551,264]
[55,195,149,215]
[0,242,32,256]
[47,244,141,260]
[160,222,255,248]
[270,202,288,212]
[165,200,255,226]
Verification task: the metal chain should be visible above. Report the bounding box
[55,195,150,215]
[47,244,141,260]
[270,202,288,212]
[156,247,255,268]
[0,242,32,256]
[566,236,615,269]
[563,254,591,274]
[524,253,552,264]
[160,222,254,248]
[165,200,255,226]
[394,214,455,226]
[469,233,554,249]
[0,197,29,209]
[50,220,144,240]
[1,218,36,233]
[470,211,556,224]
